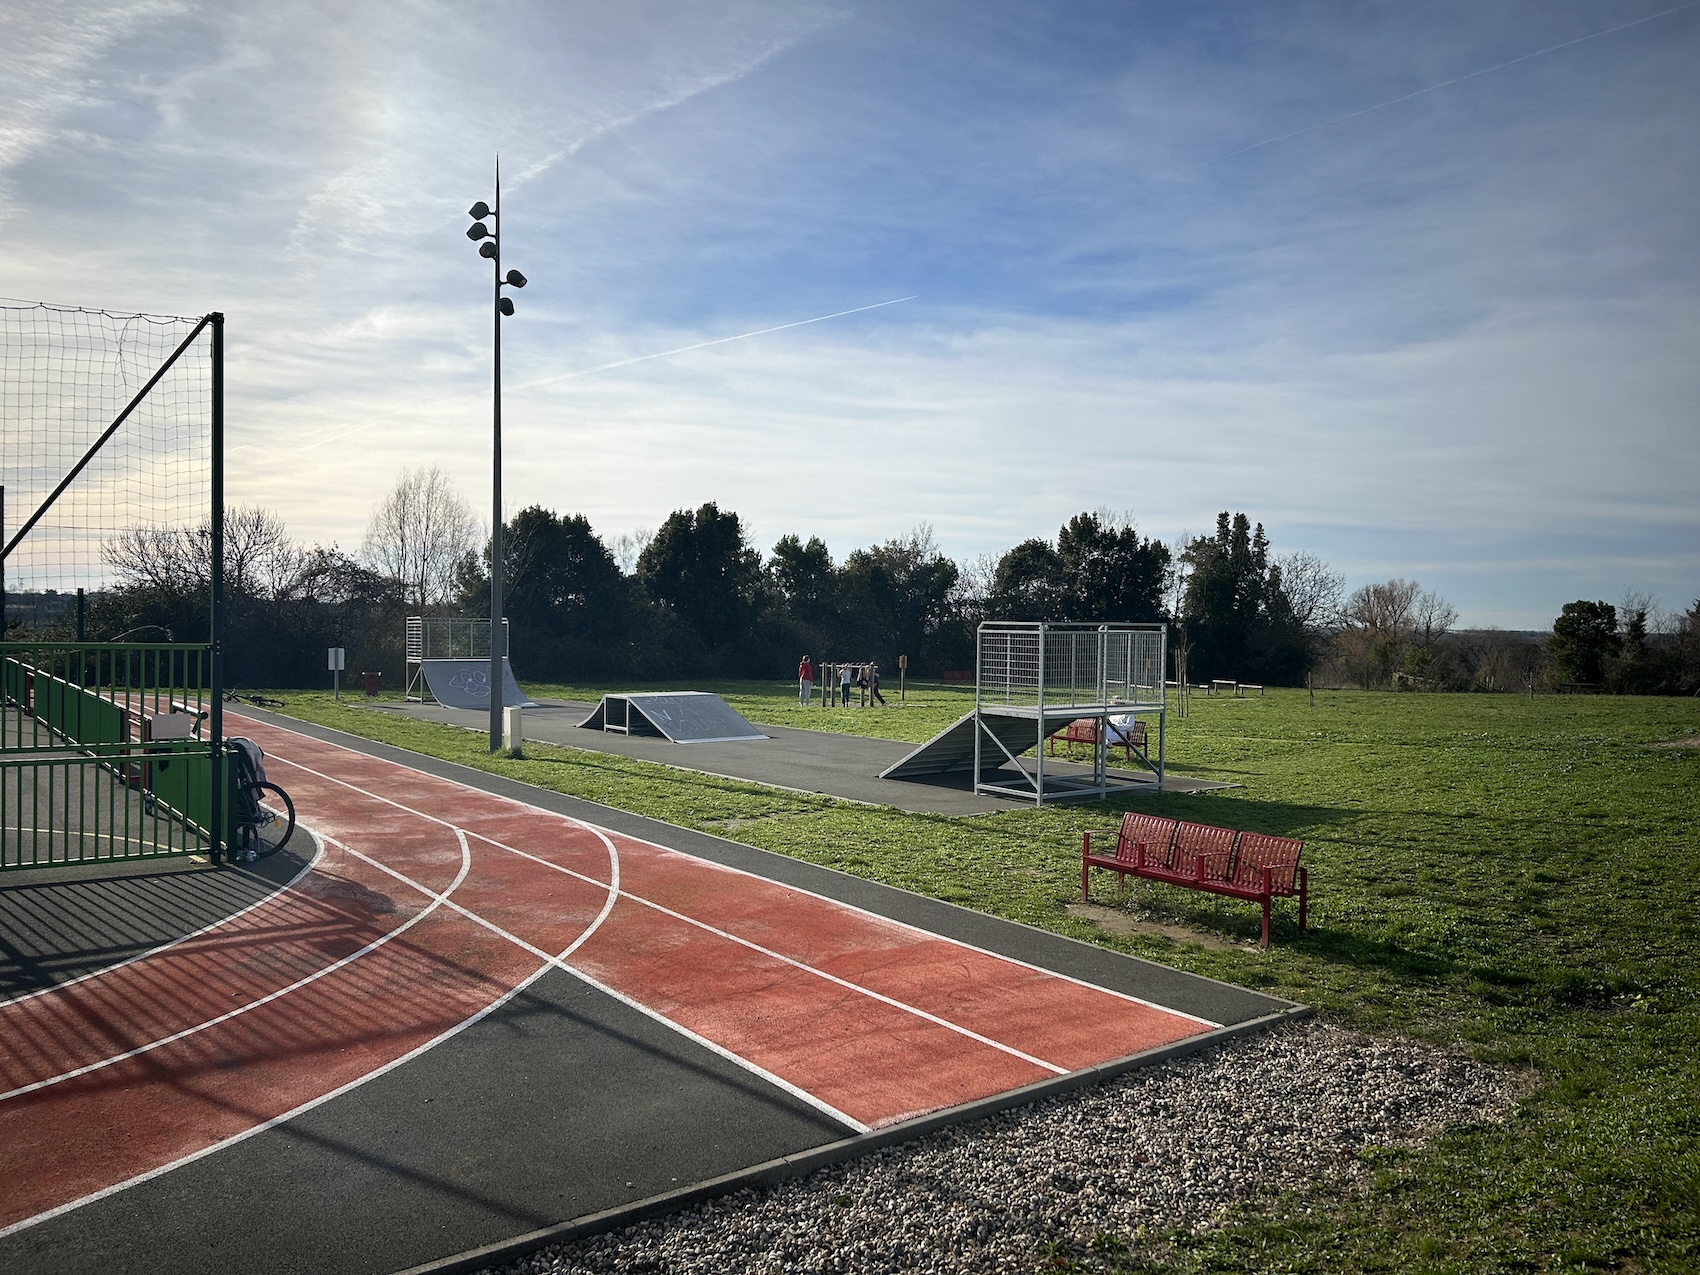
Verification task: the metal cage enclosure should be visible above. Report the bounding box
[974,621,1167,804]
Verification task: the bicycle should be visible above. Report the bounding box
[228,737,296,862]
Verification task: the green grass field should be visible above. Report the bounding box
[263,682,1700,1273]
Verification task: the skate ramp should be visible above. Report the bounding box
[579,692,766,744]
[879,711,1074,780]
[418,658,535,711]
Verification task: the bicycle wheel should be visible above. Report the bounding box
[246,782,297,859]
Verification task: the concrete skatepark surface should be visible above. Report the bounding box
[367,698,1233,814]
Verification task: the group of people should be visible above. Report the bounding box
[797,655,886,707]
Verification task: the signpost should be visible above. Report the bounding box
[328,646,345,701]
[899,653,908,704]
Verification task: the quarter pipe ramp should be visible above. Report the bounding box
[417,658,535,711]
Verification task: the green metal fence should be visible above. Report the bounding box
[0,642,230,871]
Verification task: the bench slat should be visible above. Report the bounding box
[1116,812,1175,866]
[1170,821,1237,880]
[1233,832,1303,895]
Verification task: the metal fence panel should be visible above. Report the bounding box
[0,641,219,870]
[977,622,1165,712]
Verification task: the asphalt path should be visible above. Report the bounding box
[365,699,1230,814]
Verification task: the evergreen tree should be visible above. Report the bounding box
[1549,600,1620,684]
[841,527,961,671]
[989,538,1068,620]
[499,506,632,679]
[1180,512,1306,684]
[1055,512,1170,621]
[769,534,837,631]
[636,502,766,659]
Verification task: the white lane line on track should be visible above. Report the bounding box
[610,827,1226,1030]
[0,831,473,1106]
[0,839,326,1012]
[238,713,1222,1029]
[563,964,874,1136]
[265,750,1072,1076]
[0,806,624,1242]
[330,835,867,1134]
[482,834,1068,1076]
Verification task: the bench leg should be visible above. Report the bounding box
[1081,835,1090,900]
[1298,867,1308,932]
[1261,894,1271,949]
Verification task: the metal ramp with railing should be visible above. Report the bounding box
[881,622,1167,805]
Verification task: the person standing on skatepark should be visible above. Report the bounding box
[798,654,814,706]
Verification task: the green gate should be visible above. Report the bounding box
[0,642,232,870]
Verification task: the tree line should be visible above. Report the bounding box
[9,464,1696,696]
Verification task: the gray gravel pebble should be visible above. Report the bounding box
[495,1019,1521,1275]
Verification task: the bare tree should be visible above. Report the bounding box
[104,506,300,600]
[609,528,653,576]
[1276,551,1345,633]
[225,506,301,600]
[1345,578,1421,639]
[951,552,1000,611]
[362,466,480,612]
[1336,579,1457,688]
[1618,587,1677,636]
[1411,589,1459,649]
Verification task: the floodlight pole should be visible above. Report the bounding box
[466,156,526,752]
[488,161,504,753]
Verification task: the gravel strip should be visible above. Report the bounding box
[497,1019,1522,1275]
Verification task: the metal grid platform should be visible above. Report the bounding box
[975,623,1167,803]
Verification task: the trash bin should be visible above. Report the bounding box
[362,671,382,697]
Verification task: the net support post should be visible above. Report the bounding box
[208,312,226,866]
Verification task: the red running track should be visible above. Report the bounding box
[0,714,1215,1237]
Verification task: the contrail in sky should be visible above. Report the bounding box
[1184,0,1699,172]
[521,294,918,390]
[294,294,917,453]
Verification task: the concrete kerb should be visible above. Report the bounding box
[392,1005,1312,1275]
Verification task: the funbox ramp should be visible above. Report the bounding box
[578,692,767,744]
[418,658,536,711]
[880,710,1099,780]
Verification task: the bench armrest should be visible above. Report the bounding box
[1082,829,1120,854]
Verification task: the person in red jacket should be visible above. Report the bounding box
[798,655,814,706]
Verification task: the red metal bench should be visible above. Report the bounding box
[1047,717,1148,764]
[1081,811,1307,947]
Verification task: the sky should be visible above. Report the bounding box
[2,0,1696,628]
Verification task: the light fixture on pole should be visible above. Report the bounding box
[466,158,528,752]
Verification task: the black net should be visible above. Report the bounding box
[1,302,214,639]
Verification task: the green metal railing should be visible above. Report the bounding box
[0,642,230,871]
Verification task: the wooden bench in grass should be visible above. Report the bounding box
[1081,811,1308,948]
